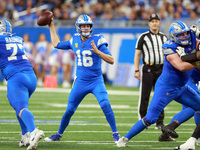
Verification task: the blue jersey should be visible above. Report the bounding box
[57,33,111,80]
[191,69,200,84]
[160,31,196,87]
[0,35,33,80]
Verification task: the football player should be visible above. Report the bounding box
[117,21,200,150]
[158,21,200,145]
[159,69,200,143]
[44,15,120,143]
[0,20,44,150]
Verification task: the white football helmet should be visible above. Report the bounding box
[169,21,191,46]
[0,20,12,36]
[75,15,93,37]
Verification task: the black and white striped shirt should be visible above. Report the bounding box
[135,30,168,65]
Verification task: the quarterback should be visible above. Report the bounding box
[44,15,120,143]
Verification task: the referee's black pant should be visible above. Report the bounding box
[138,64,164,125]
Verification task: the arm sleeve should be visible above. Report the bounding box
[99,44,111,55]
[56,40,72,50]
[181,52,199,62]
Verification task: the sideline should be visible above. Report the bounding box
[0,86,140,96]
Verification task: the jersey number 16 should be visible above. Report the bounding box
[76,50,93,67]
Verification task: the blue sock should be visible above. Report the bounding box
[21,109,35,132]
[100,100,117,132]
[124,119,146,140]
[58,110,74,134]
[17,115,28,135]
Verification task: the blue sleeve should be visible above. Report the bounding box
[162,40,177,55]
[56,40,72,50]
[99,44,111,55]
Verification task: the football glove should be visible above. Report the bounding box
[190,25,200,38]
[176,47,186,58]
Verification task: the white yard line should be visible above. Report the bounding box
[0,140,188,143]
[0,86,144,96]
[0,130,194,134]
[0,110,180,113]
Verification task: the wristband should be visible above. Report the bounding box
[135,70,139,73]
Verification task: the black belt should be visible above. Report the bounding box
[145,63,163,68]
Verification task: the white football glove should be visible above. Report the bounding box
[190,25,200,37]
[176,47,186,57]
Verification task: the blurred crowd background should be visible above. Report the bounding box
[0,0,200,28]
[1,0,200,88]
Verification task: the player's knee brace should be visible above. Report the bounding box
[142,117,152,126]
[99,99,112,114]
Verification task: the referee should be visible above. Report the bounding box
[134,14,167,131]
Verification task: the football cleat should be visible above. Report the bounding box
[112,132,120,143]
[27,128,44,150]
[162,126,178,138]
[174,137,196,150]
[117,137,129,147]
[44,133,62,142]
[19,132,30,147]
[196,138,200,147]
[158,133,176,142]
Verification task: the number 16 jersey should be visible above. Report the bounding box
[57,33,111,81]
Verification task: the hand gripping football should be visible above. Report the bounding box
[37,11,53,26]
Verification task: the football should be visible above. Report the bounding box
[37,11,53,26]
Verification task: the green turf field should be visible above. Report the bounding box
[0,85,199,150]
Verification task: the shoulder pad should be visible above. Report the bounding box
[12,36,24,44]
[96,35,108,47]
[162,40,177,55]
[0,35,6,43]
